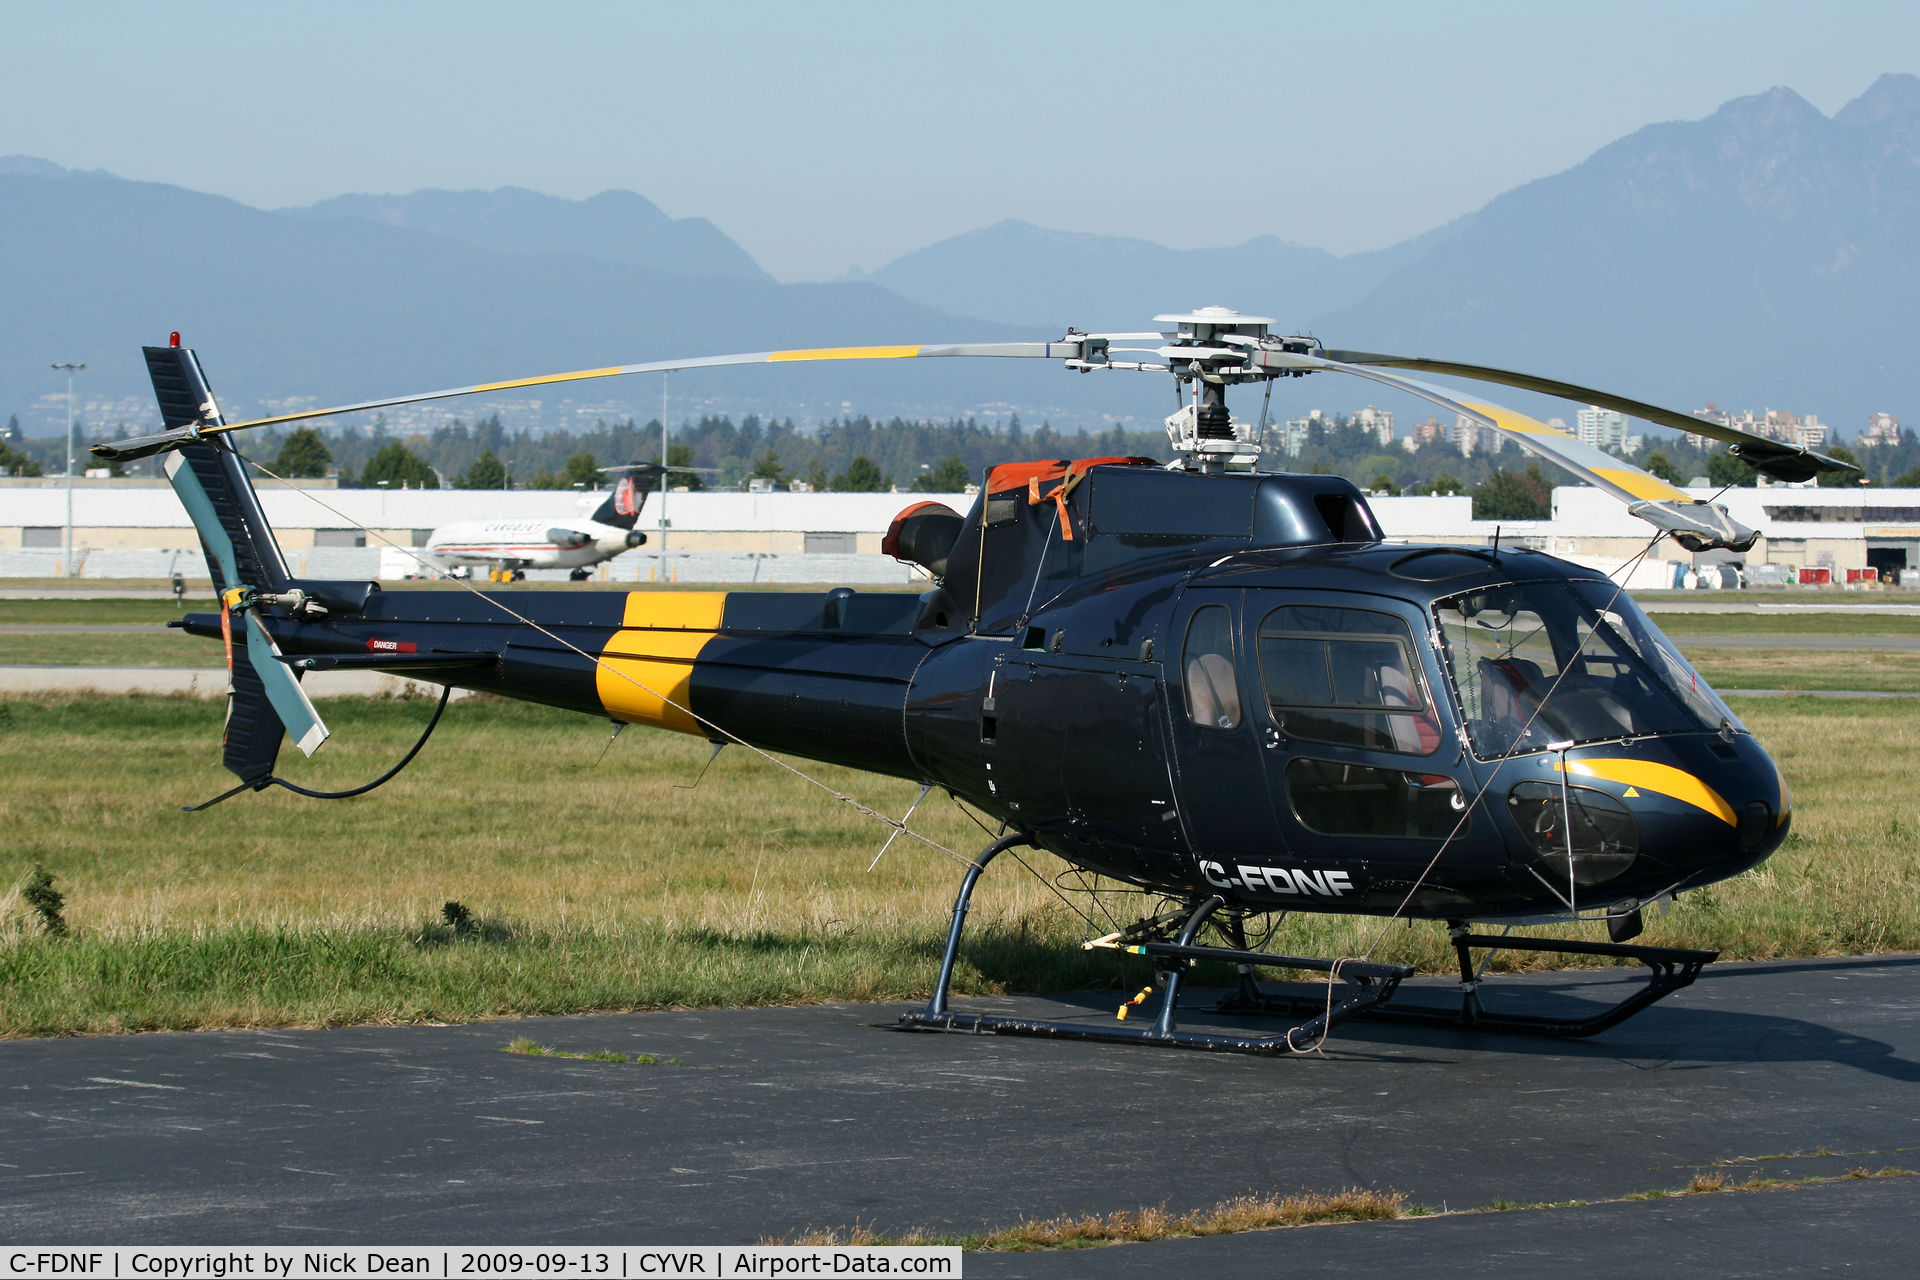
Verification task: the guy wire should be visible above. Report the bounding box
[1354,520,1681,960]
[1299,516,1683,1055]
[1060,865,1126,934]
[236,450,978,873]
[1004,845,1102,931]
[946,791,1118,928]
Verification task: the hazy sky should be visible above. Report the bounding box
[7,1,1919,281]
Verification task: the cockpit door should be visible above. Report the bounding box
[1165,589,1287,864]
[1245,590,1493,879]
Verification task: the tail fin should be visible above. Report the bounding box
[146,343,328,782]
[146,345,291,596]
[589,463,666,530]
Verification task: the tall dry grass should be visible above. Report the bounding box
[0,688,1913,1035]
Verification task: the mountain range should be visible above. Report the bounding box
[0,166,1074,433]
[279,186,771,283]
[5,73,1918,440]
[861,215,1476,334]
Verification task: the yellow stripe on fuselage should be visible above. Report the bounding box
[766,345,923,362]
[595,592,729,736]
[1554,759,1736,825]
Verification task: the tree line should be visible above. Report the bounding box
[244,411,1176,494]
[23,405,1920,522]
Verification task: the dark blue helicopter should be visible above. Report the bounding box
[97,309,1852,1056]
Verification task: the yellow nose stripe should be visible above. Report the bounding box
[1554,759,1737,825]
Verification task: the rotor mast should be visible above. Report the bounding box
[1155,307,1284,474]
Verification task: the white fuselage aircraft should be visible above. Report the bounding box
[423,465,662,580]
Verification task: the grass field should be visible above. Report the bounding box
[0,632,222,667]
[3,600,1912,676]
[11,635,1915,687]
[1648,612,1920,636]
[1634,590,1920,605]
[1,663,1916,1037]
[0,581,922,629]
[0,600,211,625]
[1687,649,1920,693]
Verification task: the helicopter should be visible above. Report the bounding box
[94,309,1853,1056]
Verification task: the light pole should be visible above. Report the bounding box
[51,363,84,577]
[658,371,669,580]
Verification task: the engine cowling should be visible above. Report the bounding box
[883,502,964,578]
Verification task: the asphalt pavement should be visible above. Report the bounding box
[1,955,1915,1276]
[968,1176,1920,1278]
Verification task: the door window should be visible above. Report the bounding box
[1286,758,1468,838]
[1181,604,1242,730]
[1256,604,1440,755]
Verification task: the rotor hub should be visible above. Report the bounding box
[1154,306,1273,345]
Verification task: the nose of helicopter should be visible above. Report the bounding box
[1499,733,1791,897]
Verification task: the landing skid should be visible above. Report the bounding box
[1376,925,1714,1039]
[1218,924,1717,1038]
[896,835,1414,1056]
[896,838,1718,1054]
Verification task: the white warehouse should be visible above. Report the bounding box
[1,476,1913,585]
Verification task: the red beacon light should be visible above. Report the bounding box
[169,332,181,347]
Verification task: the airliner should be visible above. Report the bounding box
[423,464,663,581]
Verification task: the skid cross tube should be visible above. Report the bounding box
[1227,926,1719,1039]
[898,854,1415,1055]
[1429,928,1719,1038]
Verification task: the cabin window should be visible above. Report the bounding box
[1182,604,1242,730]
[1257,604,1440,756]
[1286,759,1467,839]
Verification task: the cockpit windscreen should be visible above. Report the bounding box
[1435,580,1743,759]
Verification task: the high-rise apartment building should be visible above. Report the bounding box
[1352,405,1394,447]
[1453,413,1505,456]
[1576,405,1631,452]
[1859,412,1902,447]
[1277,409,1324,456]
[1697,404,1829,450]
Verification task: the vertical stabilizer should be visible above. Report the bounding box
[590,463,666,529]
[146,343,328,779]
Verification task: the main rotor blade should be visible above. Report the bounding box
[1319,350,1856,483]
[91,341,1082,462]
[1313,357,1756,551]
